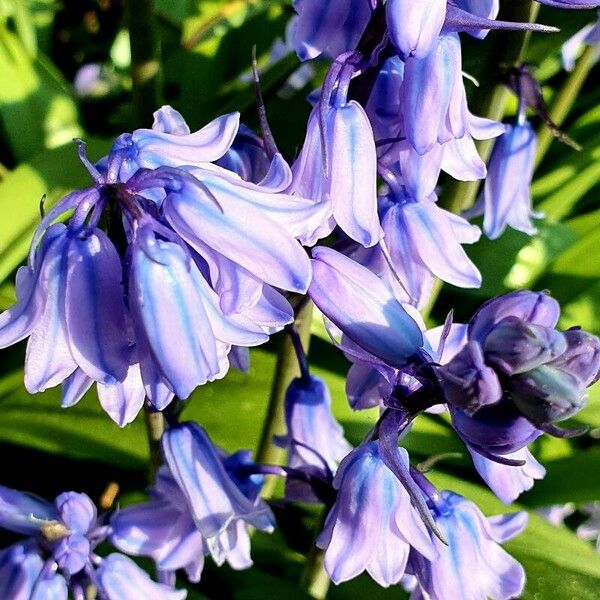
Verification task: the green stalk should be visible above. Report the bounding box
[299,505,330,600]
[144,406,165,480]
[441,1,540,214]
[255,300,313,498]
[535,43,598,168]
[127,0,162,128]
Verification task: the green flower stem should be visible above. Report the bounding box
[144,405,165,480]
[535,44,598,168]
[440,1,540,214]
[127,0,162,128]
[255,299,314,498]
[300,509,330,599]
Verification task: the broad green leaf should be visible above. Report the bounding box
[463,220,578,298]
[0,138,111,283]
[519,448,600,507]
[0,368,149,468]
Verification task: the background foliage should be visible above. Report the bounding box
[0,1,599,598]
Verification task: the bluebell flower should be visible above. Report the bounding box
[309,258,598,499]
[402,33,468,155]
[290,80,382,247]
[0,219,131,394]
[162,422,274,536]
[1,104,321,415]
[378,189,482,302]
[275,374,352,500]
[115,106,329,244]
[127,226,268,400]
[476,120,540,239]
[408,491,527,600]
[0,486,103,578]
[386,0,447,59]
[309,246,424,366]
[0,542,67,600]
[291,0,374,61]
[468,447,546,504]
[317,442,436,586]
[111,423,273,582]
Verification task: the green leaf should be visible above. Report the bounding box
[0,138,111,284]
[519,448,600,507]
[0,280,14,309]
[0,23,81,161]
[508,515,600,600]
[0,369,149,468]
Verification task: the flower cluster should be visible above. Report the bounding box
[0,486,184,599]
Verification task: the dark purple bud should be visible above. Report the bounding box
[484,316,568,376]
[436,341,502,414]
[551,328,600,387]
[507,365,587,424]
[468,290,560,344]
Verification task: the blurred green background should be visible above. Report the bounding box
[0,1,600,598]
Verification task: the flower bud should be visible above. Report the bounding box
[483,316,567,376]
[508,365,587,425]
[436,341,502,414]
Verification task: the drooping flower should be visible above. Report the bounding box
[275,374,352,501]
[408,490,528,600]
[401,33,468,155]
[0,105,322,417]
[0,542,67,600]
[95,554,186,600]
[309,246,424,366]
[476,120,540,239]
[468,447,546,504]
[0,220,130,394]
[376,188,482,304]
[290,70,382,247]
[317,442,436,586]
[111,422,274,582]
